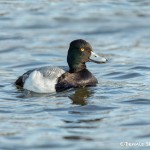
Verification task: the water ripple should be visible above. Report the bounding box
[44,105,117,114]
[113,72,142,79]
[121,121,150,126]
[122,98,150,105]
[129,66,150,71]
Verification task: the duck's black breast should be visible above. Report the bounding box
[55,69,98,92]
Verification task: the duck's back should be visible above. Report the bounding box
[15,66,68,93]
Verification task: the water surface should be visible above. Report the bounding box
[0,0,150,149]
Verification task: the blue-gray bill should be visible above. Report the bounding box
[89,51,107,64]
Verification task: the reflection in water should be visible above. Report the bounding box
[69,87,93,105]
[15,87,93,102]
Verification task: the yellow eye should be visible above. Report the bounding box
[80,48,84,52]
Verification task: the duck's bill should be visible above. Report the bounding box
[89,51,107,64]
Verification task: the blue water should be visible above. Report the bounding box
[0,0,150,149]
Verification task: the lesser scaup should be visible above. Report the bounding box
[15,39,107,93]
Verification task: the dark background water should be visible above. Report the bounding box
[0,0,150,149]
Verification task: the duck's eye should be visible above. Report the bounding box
[80,48,84,52]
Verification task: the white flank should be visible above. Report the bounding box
[23,68,65,93]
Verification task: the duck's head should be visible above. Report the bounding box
[67,39,107,73]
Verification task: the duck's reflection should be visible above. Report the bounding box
[69,87,93,105]
[16,86,94,103]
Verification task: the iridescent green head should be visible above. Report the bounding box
[67,39,107,73]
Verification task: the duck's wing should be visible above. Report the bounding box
[37,66,68,80]
[15,66,69,88]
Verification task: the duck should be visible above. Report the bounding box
[15,39,107,93]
